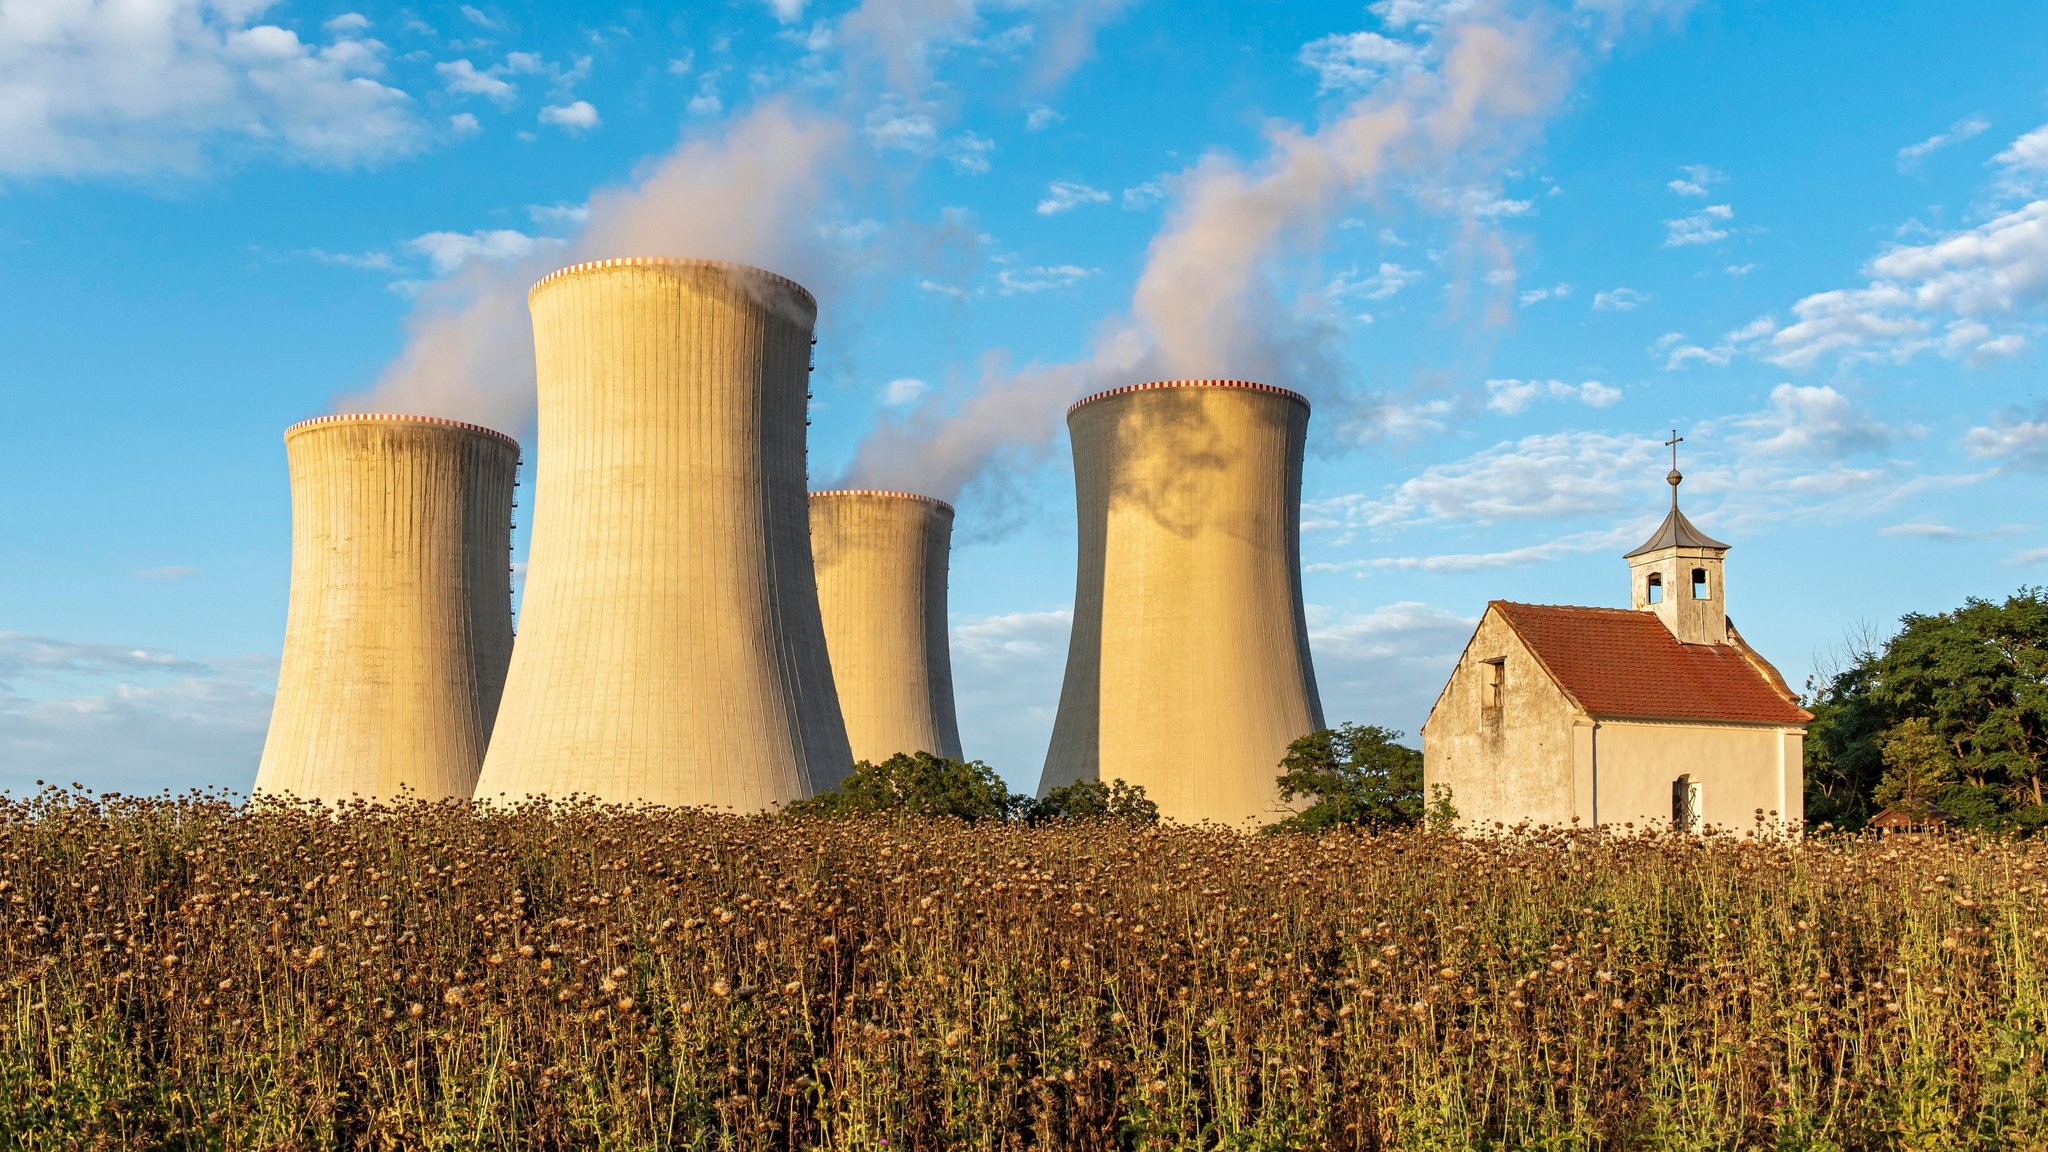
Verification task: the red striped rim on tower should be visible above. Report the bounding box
[528,257,817,309]
[284,413,521,450]
[1066,379,1310,416]
[810,488,955,514]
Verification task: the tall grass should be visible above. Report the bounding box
[2,787,2044,1149]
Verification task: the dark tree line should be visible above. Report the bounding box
[1805,587,2048,832]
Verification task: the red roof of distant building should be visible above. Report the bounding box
[1492,602,1811,726]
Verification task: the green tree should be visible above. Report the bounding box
[1805,588,2048,831]
[1871,717,1956,817]
[785,752,1020,823]
[1024,778,1160,825]
[1270,723,1446,833]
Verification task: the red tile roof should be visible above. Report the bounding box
[1492,602,1811,726]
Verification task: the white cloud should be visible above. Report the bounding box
[1483,378,1620,414]
[459,5,499,29]
[882,377,929,405]
[309,247,396,271]
[1879,523,1963,539]
[1121,180,1164,210]
[1025,105,1063,131]
[865,109,938,151]
[1297,30,1425,92]
[1331,262,1424,301]
[1964,404,2048,470]
[1761,202,2048,370]
[1738,384,1890,458]
[1323,430,1663,528]
[1593,287,1650,310]
[324,13,371,34]
[1518,282,1570,305]
[1995,123,2048,194]
[918,278,972,300]
[449,112,480,136]
[686,71,723,117]
[766,0,808,24]
[1664,202,1733,246]
[997,264,1096,294]
[947,131,994,173]
[1666,163,1722,197]
[1305,601,1475,735]
[1367,0,1478,29]
[1308,528,1638,575]
[1036,180,1109,214]
[0,633,274,795]
[0,2,426,177]
[526,200,589,226]
[1658,315,1774,370]
[539,100,600,132]
[1897,115,1989,169]
[437,59,517,105]
[404,228,559,275]
[1724,262,1755,276]
[949,607,1071,781]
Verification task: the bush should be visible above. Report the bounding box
[1023,778,1159,825]
[784,751,1019,822]
[1271,722,1450,833]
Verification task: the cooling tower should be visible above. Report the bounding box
[810,490,963,763]
[1038,380,1325,826]
[474,258,852,809]
[254,414,518,802]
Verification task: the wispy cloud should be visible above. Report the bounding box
[996,264,1097,293]
[1897,115,1989,169]
[1593,287,1650,311]
[1036,180,1107,214]
[1664,203,1733,246]
[1297,30,1425,92]
[1483,378,1620,414]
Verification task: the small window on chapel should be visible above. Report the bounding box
[1482,658,1505,710]
[1646,572,1663,604]
[1691,567,1710,599]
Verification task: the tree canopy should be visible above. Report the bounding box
[1270,723,1449,833]
[1805,587,2048,831]
[784,752,1019,823]
[787,753,1159,826]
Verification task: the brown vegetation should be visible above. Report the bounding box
[3,788,2046,1149]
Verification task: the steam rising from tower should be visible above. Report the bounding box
[810,490,963,764]
[254,414,518,801]
[474,258,852,809]
[1038,381,1323,825]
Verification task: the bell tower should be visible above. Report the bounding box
[1625,431,1729,645]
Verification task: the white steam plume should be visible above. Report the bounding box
[844,12,1576,498]
[336,101,849,434]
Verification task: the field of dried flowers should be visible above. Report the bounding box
[3,788,2045,1150]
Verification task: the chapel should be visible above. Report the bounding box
[1421,441,1810,834]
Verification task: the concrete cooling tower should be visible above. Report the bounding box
[809,490,963,764]
[254,414,518,802]
[475,258,852,809]
[1038,380,1325,826]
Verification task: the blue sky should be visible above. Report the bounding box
[3,0,2045,795]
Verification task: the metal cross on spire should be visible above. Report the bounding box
[1664,428,1684,507]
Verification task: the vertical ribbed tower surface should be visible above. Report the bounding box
[809,490,963,764]
[254,414,518,802]
[475,258,852,810]
[1039,380,1325,826]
